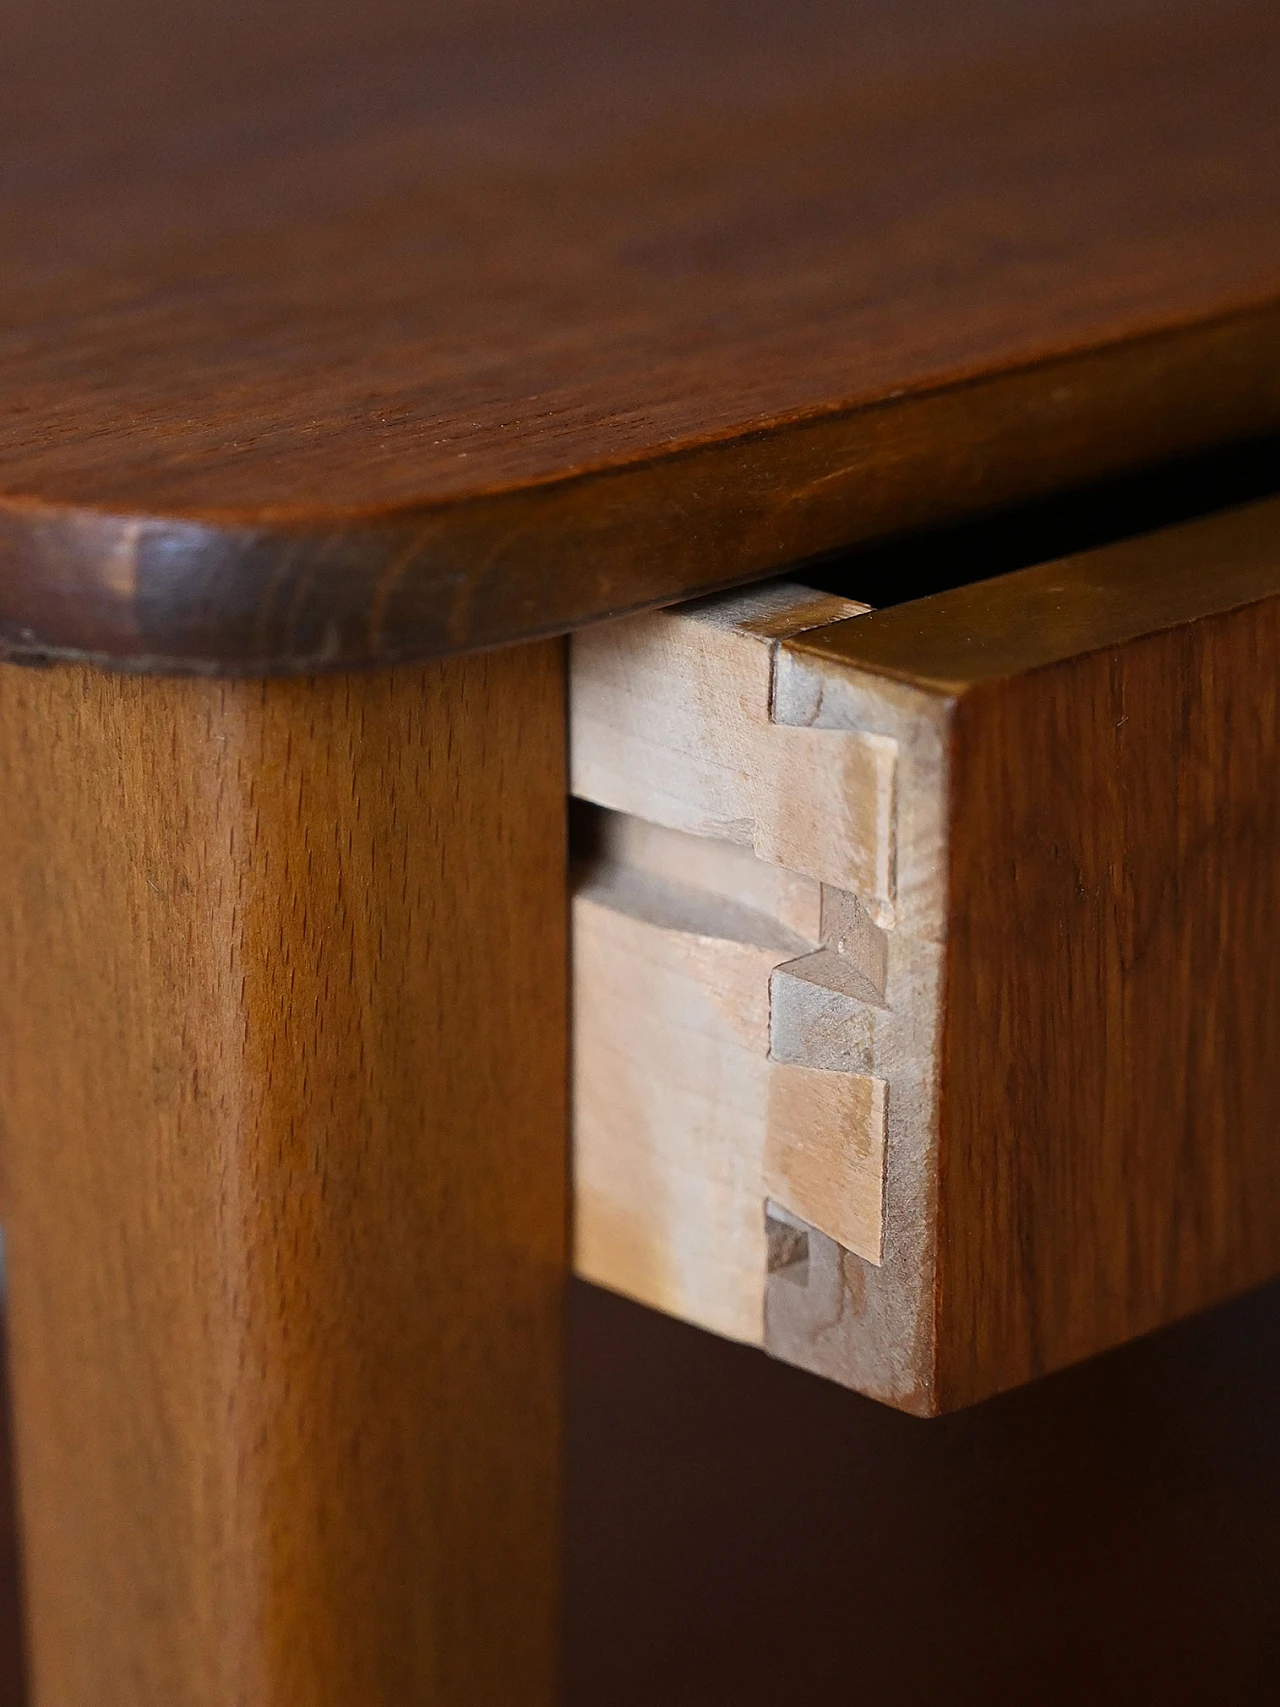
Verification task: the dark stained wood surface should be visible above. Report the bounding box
[942,596,1280,1406]
[3,0,1280,668]
[787,495,1280,1408]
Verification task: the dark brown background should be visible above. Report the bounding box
[565,1281,1280,1704]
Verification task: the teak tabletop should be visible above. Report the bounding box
[3,0,1280,670]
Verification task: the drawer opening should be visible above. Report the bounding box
[802,429,1280,611]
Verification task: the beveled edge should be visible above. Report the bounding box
[3,303,1280,674]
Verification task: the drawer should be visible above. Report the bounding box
[569,495,1280,1414]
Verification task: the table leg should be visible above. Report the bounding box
[0,649,567,1706]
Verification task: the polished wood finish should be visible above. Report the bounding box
[569,496,1280,1411]
[4,0,1280,667]
[0,649,566,1705]
[776,494,1280,1408]
[939,607,1280,1405]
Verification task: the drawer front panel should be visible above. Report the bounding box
[571,495,1280,1413]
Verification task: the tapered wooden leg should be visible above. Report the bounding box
[0,649,566,1706]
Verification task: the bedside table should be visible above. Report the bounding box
[2,1,1280,1700]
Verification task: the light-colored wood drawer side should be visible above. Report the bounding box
[569,584,947,1403]
[570,495,1280,1415]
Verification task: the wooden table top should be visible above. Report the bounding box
[4,0,1280,670]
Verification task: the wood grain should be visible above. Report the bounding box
[935,600,1280,1406]
[775,493,1280,1408]
[3,0,1280,666]
[573,840,803,1345]
[571,496,1280,1410]
[0,647,566,1703]
[570,586,890,905]
[572,586,946,1406]
[571,588,906,1355]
